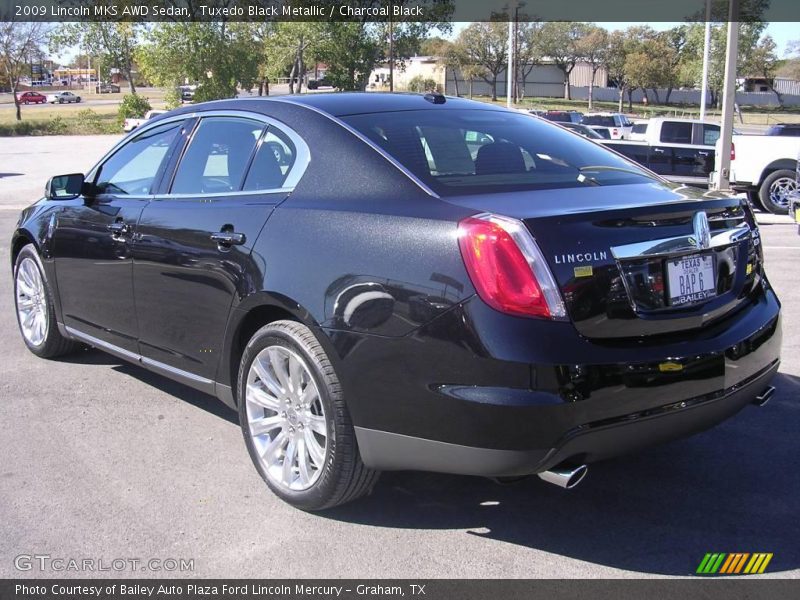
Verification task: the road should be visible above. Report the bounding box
[0,135,798,579]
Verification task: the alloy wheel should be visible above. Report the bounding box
[15,257,49,347]
[245,345,327,491]
[769,177,798,209]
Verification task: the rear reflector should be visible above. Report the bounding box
[458,213,567,319]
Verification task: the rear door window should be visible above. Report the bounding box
[660,121,693,144]
[700,124,721,146]
[242,127,297,191]
[171,117,264,195]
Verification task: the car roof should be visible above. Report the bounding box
[169,92,507,120]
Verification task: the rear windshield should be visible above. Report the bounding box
[341,109,656,196]
[582,116,616,127]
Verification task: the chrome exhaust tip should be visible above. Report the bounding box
[537,464,588,489]
[753,385,776,407]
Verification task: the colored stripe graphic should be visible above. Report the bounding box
[698,553,774,575]
[697,553,727,574]
[744,553,774,574]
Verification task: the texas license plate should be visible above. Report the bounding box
[667,254,716,306]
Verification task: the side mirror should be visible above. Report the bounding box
[46,173,85,200]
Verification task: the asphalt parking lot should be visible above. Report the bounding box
[0,135,798,579]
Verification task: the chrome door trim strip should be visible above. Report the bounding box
[64,325,214,387]
[611,223,751,260]
[141,356,213,385]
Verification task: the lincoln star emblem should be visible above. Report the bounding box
[691,211,711,250]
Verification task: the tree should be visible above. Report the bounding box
[262,23,326,94]
[536,22,588,100]
[461,64,486,99]
[681,21,766,108]
[137,21,260,102]
[457,22,507,101]
[605,30,635,112]
[744,35,782,106]
[0,21,48,121]
[660,25,691,104]
[50,22,141,93]
[577,26,608,110]
[515,22,543,101]
[625,35,676,105]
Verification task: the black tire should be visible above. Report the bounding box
[759,169,797,215]
[13,245,80,359]
[747,191,766,213]
[237,320,379,510]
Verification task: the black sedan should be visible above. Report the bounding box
[11,93,781,510]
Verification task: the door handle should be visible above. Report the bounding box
[652,148,665,154]
[697,151,709,156]
[210,231,246,246]
[107,220,129,236]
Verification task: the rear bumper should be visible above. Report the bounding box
[340,287,781,476]
[356,360,779,476]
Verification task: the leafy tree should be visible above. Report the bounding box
[659,25,691,104]
[577,26,608,110]
[536,22,589,100]
[136,21,259,102]
[605,30,636,112]
[681,21,767,108]
[50,22,142,93]
[0,21,48,121]
[457,22,507,101]
[743,35,782,106]
[515,22,543,101]
[625,34,676,104]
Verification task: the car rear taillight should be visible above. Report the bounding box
[458,213,566,320]
[731,142,735,161]
[612,129,619,137]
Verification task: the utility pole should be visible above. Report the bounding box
[388,16,394,92]
[699,0,712,120]
[714,0,739,191]
[507,18,514,108]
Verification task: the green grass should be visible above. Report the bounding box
[0,106,121,136]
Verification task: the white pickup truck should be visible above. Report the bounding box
[714,134,800,214]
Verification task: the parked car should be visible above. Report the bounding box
[179,85,196,102]
[47,91,81,104]
[307,77,331,90]
[97,83,121,94]
[765,123,800,137]
[558,122,605,139]
[712,134,800,214]
[16,91,47,105]
[123,109,167,132]
[581,113,634,139]
[543,110,584,124]
[601,118,723,187]
[12,94,780,510]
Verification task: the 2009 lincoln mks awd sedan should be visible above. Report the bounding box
[12,93,781,509]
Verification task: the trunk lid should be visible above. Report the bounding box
[446,183,763,339]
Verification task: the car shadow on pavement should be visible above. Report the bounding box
[323,372,800,576]
[65,346,798,576]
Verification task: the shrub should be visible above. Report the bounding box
[407,76,441,93]
[117,94,152,123]
[76,109,103,133]
[164,88,182,110]
[46,116,67,135]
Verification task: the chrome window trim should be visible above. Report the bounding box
[272,97,440,198]
[88,110,310,197]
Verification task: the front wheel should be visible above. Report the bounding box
[759,169,797,215]
[238,320,379,510]
[14,245,80,358]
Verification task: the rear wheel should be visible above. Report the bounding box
[14,245,80,358]
[238,320,379,510]
[759,169,797,215]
